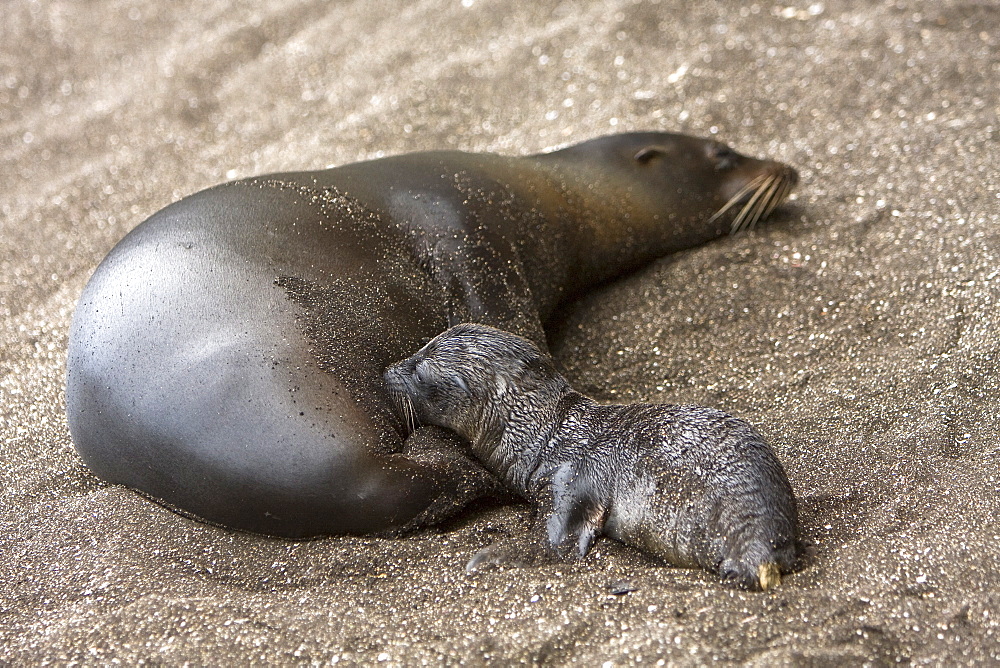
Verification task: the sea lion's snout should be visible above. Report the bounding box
[712,157,799,234]
[383,359,411,399]
[384,361,423,435]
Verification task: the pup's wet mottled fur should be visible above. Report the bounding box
[386,323,799,590]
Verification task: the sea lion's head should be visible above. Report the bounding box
[547,132,799,235]
[384,323,565,442]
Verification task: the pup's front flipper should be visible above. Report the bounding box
[465,463,609,572]
[542,462,609,559]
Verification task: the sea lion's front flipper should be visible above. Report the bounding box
[464,534,553,572]
[393,425,509,531]
[542,463,609,558]
[465,461,611,571]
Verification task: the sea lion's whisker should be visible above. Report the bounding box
[405,395,419,433]
[779,176,795,206]
[760,182,781,220]
[767,177,794,221]
[709,174,768,225]
[389,387,419,434]
[732,174,776,234]
[747,170,792,232]
[749,174,784,230]
[764,176,790,218]
[718,168,797,234]
[711,176,767,224]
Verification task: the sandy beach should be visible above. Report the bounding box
[3,0,999,663]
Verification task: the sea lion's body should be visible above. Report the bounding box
[66,133,797,538]
[385,324,799,590]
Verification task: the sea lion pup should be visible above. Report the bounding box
[385,324,799,590]
[67,132,798,538]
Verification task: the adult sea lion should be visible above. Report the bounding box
[66,132,798,538]
[384,323,799,590]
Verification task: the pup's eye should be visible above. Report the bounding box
[415,359,434,384]
[451,374,469,394]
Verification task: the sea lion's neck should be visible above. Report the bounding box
[513,155,729,310]
[470,385,593,499]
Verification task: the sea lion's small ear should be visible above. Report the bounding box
[633,146,666,164]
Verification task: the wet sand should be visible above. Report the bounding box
[3,0,999,664]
